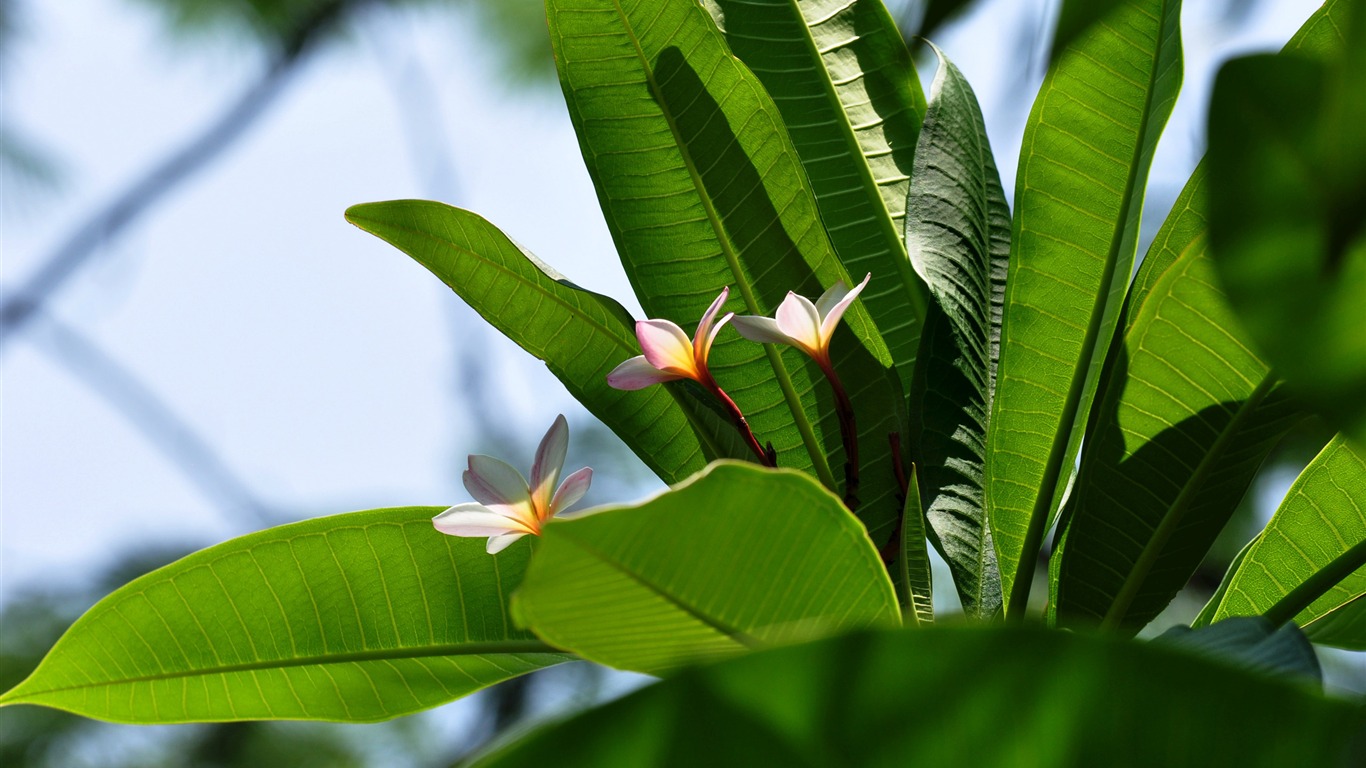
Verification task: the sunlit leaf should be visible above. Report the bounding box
[346,201,732,484]
[547,0,906,539]
[707,0,929,387]
[0,508,566,723]
[1210,436,1366,650]
[1050,239,1304,633]
[903,45,1009,618]
[512,462,899,674]
[471,627,1365,767]
[986,0,1183,616]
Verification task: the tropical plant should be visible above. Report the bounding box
[3,0,1364,763]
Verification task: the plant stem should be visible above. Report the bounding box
[709,383,775,467]
[1263,538,1366,629]
[820,360,860,511]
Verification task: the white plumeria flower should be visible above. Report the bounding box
[606,287,733,390]
[730,274,872,367]
[432,414,592,554]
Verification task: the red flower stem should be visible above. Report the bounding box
[818,359,860,511]
[709,382,775,467]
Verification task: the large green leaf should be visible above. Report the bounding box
[1207,5,1366,449]
[1210,436,1366,650]
[986,0,1183,616]
[1050,239,1305,632]
[0,508,565,723]
[347,201,737,485]
[547,0,908,540]
[471,627,1366,767]
[903,46,1009,619]
[707,0,929,387]
[511,461,899,674]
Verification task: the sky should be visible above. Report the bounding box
[1,0,1333,639]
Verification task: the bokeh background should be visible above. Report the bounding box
[2,0,1356,765]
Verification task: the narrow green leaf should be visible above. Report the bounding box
[547,0,907,539]
[1303,593,1366,649]
[708,0,930,387]
[1211,436,1366,650]
[346,201,733,484]
[0,508,566,723]
[1207,6,1366,448]
[987,0,1183,616]
[903,45,1009,619]
[1192,534,1257,629]
[471,627,1365,767]
[897,464,935,626]
[511,461,899,674]
[1051,239,1305,633]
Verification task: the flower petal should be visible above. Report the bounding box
[433,504,533,537]
[730,314,796,346]
[530,414,568,512]
[692,287,730,352]
[549,466,593,517]
[775,291,823,354]
[636,319,699,377]
[817,273,871,344]
[465,454,532,507]
[486,532,528,554]
[607,355,684,390]
[698,312,733,368]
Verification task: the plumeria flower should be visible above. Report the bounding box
[606,287,733,390]
[607,288,774,466]
[432,414,592,554]
[730,273,872,368]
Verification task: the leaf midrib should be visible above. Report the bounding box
[1,640,566,704]
[607,0,835,487]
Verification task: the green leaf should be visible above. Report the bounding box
[1050,239,1305,632]
[1192,534,1257,629]
[1207,5,1366,449]
[470,627,1366,767]
[986,0,1183,616]
[1154,617,1321,686]
[346,201,734,485]
[1211,436,1366,650]
[896,463,935,626]
[511,461,899,674]
[547,0,907,540]
[903,45,1009,619]
[0,508,565,723]
[1048,0,1126,63]
[707,0,930,387]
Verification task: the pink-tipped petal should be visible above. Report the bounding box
[692,288,730,351]
[818,273,871,343]
[775,291,824,354]
[607,356,684,390]
[550,466,593,516]
[486,532,528,554]
[698,312,733,367]
[465,454,532,507]
[433,504,533,537]
[530,414,568,511]
[730,314,796,346]
[636,319,698,377]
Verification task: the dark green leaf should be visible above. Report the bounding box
[708,0,930,387]
[986,0,1183,616]
[471,627,1366,767]
[1155,616,1321,686]
[346,201,730,484]
[904,45,1009,619]
[547,0,906,539]
[0,508,565,723]
[511,462,899,674]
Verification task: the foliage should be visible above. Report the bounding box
[5,0,1365,763]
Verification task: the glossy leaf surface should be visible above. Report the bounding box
[512,462,899,674]
[709,0,929,386]
[0,508,565,723]
[987,0,1183,614]
[548,0,906,539]
[473,627,1366,767]
[904,45,1009,618]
